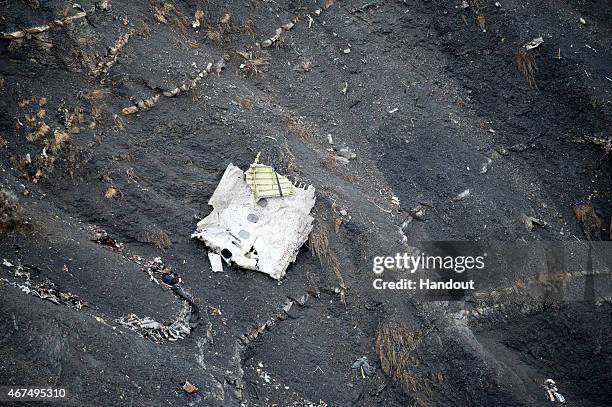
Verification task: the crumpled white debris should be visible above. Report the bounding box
[116,301,192,343]
[543,379,566,403]
[192,163,315,280]
[524,37,544,51]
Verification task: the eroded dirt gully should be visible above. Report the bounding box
[0,0,610,406]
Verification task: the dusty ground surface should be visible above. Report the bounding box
[0,0,611,406]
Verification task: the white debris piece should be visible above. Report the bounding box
[192,164,315,280]
[524,36,544,51]
[543,379,566,403]
[480,157,493,174]
[207,252,224,273]
[454,189,470,201]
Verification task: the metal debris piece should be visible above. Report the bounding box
[192,159,315,280]
[524,37,544,51]
[351,356,375,377]
[139,318,161,330]
[480,157,493,174]
[207,252,224,272]
[143,257,176,285]
[116,301,192,343]
[543,379,565,403]
[245,153,294,200]
[340,82,348,94]
[214,57,226,75]
[1,270,84,310]
[453,189,470,201]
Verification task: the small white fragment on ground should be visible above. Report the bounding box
[579,17,586,25]
[524,36,544,51]
[327,133,334,145]
[454,189,470,201]
[544,379,565,403]
[340,81,348,94]
[388,108,399,114]
[461,0,469,9]
[2,259,13,267]
[207,252,224,272]
[391,196,400,206]
[343,47,351,54]
[480,157,493,174]
[337,147,356,160]
[334,156,350,165]
[522,214,546,231]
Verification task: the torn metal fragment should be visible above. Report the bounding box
[524,36,544,51]
[245,154,294,200]
[453,189,470,201]
[192,162,315,280]
[207,252,223,272]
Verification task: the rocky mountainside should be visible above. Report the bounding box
[1,1,610,406]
